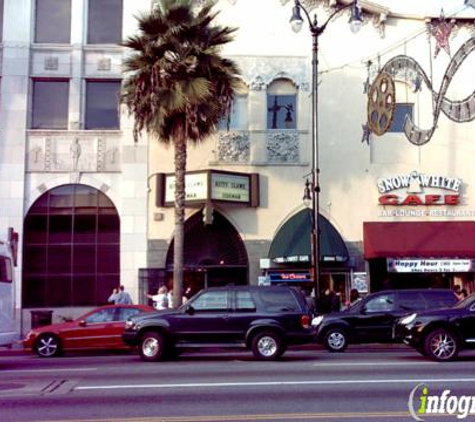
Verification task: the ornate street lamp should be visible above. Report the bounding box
[289,0,362,305]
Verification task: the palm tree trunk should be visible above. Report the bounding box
[173,135,186,307]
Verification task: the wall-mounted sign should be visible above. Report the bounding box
[387,258,475,273]
[211,173,250,203]
[377,171,461,206]
[273,256,310,264]
[164,173,208,203]
[268,272,312,283]
[156,170,259,208]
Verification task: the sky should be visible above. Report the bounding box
[373,0,475,17]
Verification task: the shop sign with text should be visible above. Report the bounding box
[377,171,461,206]
[210,173,250,203]
[268,272,312,283]
[387,258,475,273]
[165,173,208,203]
[157,170,259,208]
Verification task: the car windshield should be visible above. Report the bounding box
[453,293,475,309]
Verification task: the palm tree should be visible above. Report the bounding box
[121,0,241,307]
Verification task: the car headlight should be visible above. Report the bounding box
[400,313,417,325]
[311,315,324,327]
[125,320,137,330]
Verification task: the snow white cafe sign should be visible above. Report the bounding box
[377,171,464,217]
[155,170,259,207]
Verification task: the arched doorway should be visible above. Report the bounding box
[267,208,352,302]
[22,184,120,308]
[166,210,248,294]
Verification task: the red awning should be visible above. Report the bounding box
[364,221,475,259]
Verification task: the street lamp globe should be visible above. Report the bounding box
[349,2,364,33]
[290,4,304,33]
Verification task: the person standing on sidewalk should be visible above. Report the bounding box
[108,285,133,305]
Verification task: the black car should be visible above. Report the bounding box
[394,293,475,361]
[123,285,316,361]
[313,289,458,352]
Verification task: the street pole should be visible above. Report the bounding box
[311,22,321,305]
[289,0,362,309]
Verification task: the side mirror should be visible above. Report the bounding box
[360,306,367,314]
[186,305,195,315]
[78,320,87,327]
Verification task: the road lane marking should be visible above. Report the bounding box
[311,361,438,367]
[76,377,475,390]
[0,367,97,374]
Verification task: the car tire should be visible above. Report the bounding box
[140,332,165,362]
[251,331,284,361]
[424,328,459,362]
[324,328,348,352]
[35,334,61,358]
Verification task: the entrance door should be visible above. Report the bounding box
[167,210,249,291]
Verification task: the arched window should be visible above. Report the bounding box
[267,78,297,130]
[23,184,120,308]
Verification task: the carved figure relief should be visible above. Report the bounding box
[27,134,121,173]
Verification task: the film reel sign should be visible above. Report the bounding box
[367,72,396,136]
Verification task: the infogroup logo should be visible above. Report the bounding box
[409,384,475,420]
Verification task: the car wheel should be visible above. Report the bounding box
[35,334,61,358]
[251,331,284,361]
[324,328,348,352]
[140,332,165,362]
[424,328,459,362]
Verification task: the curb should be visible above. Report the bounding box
[0,341,27,357]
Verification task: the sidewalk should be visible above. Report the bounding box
[0,341,27,356]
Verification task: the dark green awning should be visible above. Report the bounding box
[268,208,349,264]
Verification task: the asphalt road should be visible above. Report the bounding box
[1,345,475,422]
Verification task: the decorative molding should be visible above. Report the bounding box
[27,132,122,173]
[97,57,112,71]
[44,56,59,71]
[233,56,310,91]
[217,131,250,162]
[266,131,299,163]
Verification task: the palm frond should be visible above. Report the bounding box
[122,0,241,144]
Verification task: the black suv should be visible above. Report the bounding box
[394,293,475,361]
[313,289,457,352]
[122,286,316,361]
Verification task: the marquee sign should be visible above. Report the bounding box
[387,258,475,273]
[377,171,461,206]
[156,170,259,208]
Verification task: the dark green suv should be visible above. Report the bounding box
[122,286,316,361]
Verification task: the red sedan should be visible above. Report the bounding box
[23,304,155,357]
